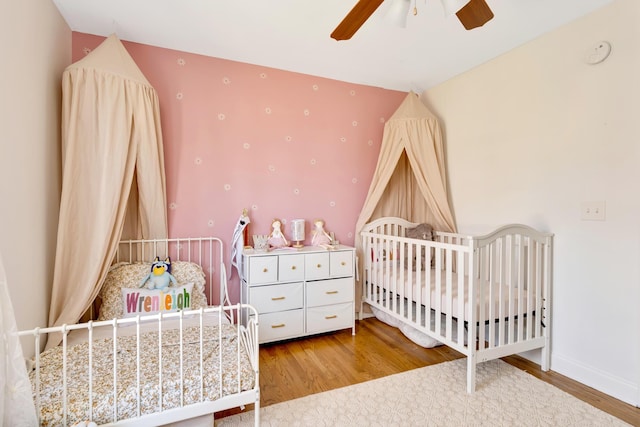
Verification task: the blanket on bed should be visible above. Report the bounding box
[31,324,254,426]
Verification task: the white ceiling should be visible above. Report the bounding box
[52,0,613,92]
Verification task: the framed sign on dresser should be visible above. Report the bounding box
[241,245,356,344]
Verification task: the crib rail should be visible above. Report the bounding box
[361,231,473,350]
[361,220,553,393]
[19,305,259,427]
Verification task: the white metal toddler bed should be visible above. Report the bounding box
[19,237,260,427]
[360,217,553,393]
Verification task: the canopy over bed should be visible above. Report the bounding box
[47,35,168,349]
[354,92,457,311]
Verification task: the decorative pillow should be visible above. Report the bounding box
[121,283,194,318]
[98,260,208,321]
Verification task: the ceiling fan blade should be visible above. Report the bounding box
[331,0,385,41]
[456,0,494,30]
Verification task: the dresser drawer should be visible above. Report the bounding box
[306,277,353,308]
[330,250,353,278]
[260,309,304,343]
[250,282,303,314]
[305,252,329,280]
[306,302,353,335]
[247,255,278,285]
[278,253,305,282]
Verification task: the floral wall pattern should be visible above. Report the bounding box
[72,32,405,300]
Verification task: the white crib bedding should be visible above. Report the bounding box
[370,267,535,323]
[31,323,254,426]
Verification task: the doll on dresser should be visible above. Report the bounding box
[311,219,332,247]
[268,218,289,249]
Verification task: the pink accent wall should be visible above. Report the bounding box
[72,33,405,300]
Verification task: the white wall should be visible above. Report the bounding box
[0,2,70,355]
[424,0,639,406]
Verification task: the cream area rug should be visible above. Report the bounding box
[216,359,629,426]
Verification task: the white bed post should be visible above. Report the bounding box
[255,397,260,427]
[467,353,477,394]
[540,234,553,372]
[358,234,365,321]
[467,241,478,393]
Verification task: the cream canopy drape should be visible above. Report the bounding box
[354,92,456,311]
[46,35,168,349]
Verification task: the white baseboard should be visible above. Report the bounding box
[517,348,541,365]
[552,352,639,407]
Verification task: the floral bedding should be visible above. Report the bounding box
[31,323,255,426]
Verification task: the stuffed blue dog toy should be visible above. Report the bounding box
[139,257,178,291]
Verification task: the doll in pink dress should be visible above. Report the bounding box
[311,219,332,247]
[268,219,289,248]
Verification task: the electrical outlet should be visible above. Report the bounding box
[581,201,606,221]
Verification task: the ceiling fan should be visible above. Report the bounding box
[331,0,494,41]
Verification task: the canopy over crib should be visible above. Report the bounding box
[354,92,457,311]
[47,35,168,349]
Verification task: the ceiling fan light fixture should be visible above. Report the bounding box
[384,0,412,28]
[440,0,471,16]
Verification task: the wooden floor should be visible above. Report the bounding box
[217,317,640,425]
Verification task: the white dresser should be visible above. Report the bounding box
[241,245,355,344]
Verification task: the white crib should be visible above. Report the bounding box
[360,217,553,393]
[19,237,260,426]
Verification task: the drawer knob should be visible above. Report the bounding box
[326,290,338,295]
[316,264,322,268]
[263,268,268,273]
[325,315,337,320]
[271,323,285,329]
[271,296,285,301]
[291,266,296,270]
[341,261,346,266]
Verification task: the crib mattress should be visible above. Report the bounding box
[31,323,254,426]
[369,267,535,323]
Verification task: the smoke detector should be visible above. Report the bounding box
[585,41,611,65]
